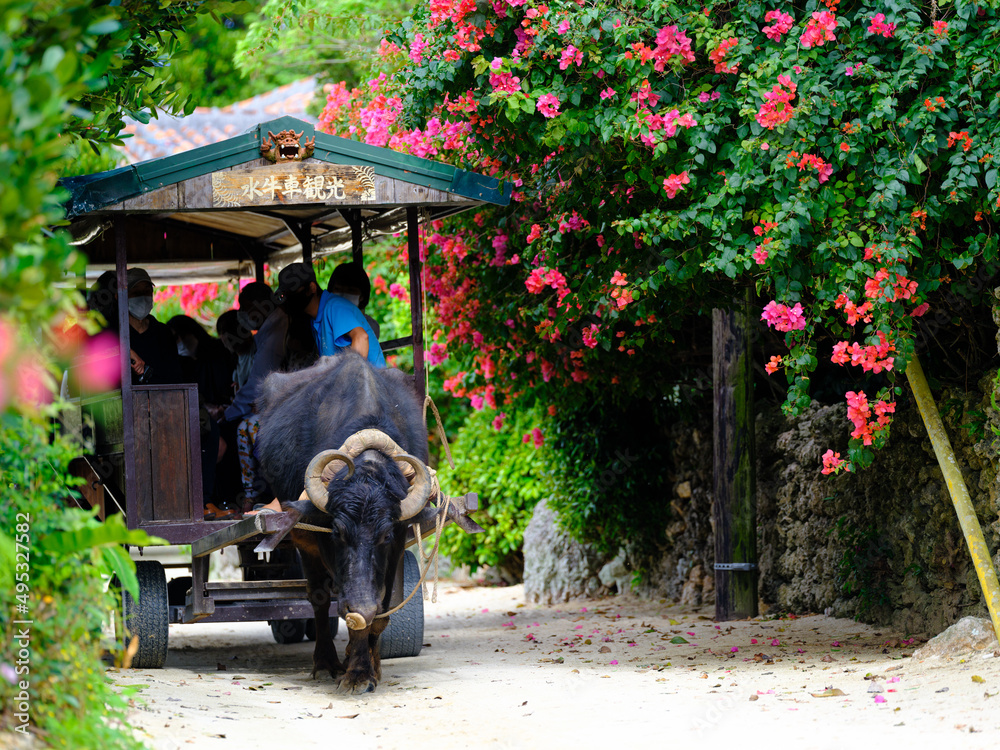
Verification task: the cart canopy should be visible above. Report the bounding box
[62,116,510,284]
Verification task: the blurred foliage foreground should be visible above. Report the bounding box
[0,417,159,749]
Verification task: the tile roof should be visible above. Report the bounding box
[120,78,318,164]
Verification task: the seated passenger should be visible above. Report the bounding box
[326,261,381,338]
[216,309,254,392]
[88,270,119,332]
[212,282,289,507]
[125,268,183,385]
[167,315,236,408]
[275,262,385,367]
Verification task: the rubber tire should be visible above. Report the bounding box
[122,560,169,669]
[269,619,306,644]
[378,550,423,659]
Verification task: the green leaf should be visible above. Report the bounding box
[101,544,140,600]
[40,513,163,557]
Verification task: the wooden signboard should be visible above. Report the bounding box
[212,163,377,208]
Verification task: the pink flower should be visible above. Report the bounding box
[531,427,544,448]
[536,93,561,118]
[389,282,409,302]
[933,20,948,37]
[609,660,618,665]
[526,224,543,244]
[760,301,806,332]
[559,45,583,70]
[15,356,52,410]
[489,70,521,94]
[753,245,769,264]
[874,695,887,704]
[821,449,847,475]
[709,37,739,74]
[409,33,427,64]
[756,75,796,129]
[492,412,506,430]
[600,87,617,100]
[662,171,691,198]
[762,10,794,41]
[557,18,570,34]
[490,56,504,70]
[800,10,837,48]
[652,25,695,70]
[868,13,897,38]
[77,330,121,392]
[525,267,547,293]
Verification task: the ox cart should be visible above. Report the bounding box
[60,116,509,669]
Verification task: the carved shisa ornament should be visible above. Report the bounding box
[260,129,315,162]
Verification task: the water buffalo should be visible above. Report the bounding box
[256,352,436,694]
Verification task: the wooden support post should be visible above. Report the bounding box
[254,249,266,283]
[712,289,758,621]
[115,219,138,530]
[407,207,425,403]
[342,208,364,267]
[290,221,313,264]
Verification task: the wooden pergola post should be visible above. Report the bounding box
[712,288,758,621]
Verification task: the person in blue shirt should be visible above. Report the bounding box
[275,261,385,367]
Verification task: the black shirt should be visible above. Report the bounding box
[130,316,183,385]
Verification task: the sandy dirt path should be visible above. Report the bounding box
[113,584,1000,749]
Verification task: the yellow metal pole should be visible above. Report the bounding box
[906,353,1000,638]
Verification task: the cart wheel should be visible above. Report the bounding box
[269,619,306,644]
[378,550,423,659]
[122,560,169,669]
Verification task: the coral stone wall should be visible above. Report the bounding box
[566,383,1000,635]
[756,382,1000,635]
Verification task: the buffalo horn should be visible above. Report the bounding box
[304,450,356,512]
[339,430,411,469]
[393,453,433,521]
[335,429,433,520]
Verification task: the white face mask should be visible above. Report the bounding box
[128,296,153,320]
[336,292,361,307]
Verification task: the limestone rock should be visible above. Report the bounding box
[915,616,999,658]
[522,498,608,604]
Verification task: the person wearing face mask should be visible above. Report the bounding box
[126,267,182,385]
[166,315,236,407]
[216,309,255,391]
[275,261,385,367]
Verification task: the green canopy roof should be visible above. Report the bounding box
[63,117,509,282]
